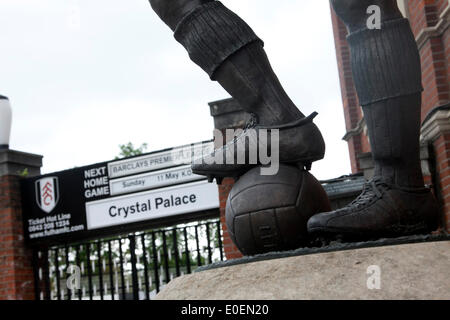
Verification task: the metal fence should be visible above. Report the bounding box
[33,219,224,300]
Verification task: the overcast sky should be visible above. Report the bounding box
[0,0,351,180]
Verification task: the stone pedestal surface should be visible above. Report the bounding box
[155,241,450,300]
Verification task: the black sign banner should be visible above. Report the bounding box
[20,142,219,245]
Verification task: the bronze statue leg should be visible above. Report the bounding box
[307,0,439,239]
[150,0,303,125]
[332,0,423,187]
[149,0,325,181]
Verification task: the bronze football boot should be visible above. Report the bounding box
[192,111,325,183]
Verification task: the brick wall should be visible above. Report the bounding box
[408,0,449,118]
[218,178,243,260]
[208,99,251,260]
[0,175,35,300]
[330,9,367,174]
[434,132,450,230]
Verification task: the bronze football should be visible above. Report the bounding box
[226,164,331,256]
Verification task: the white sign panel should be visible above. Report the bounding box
[85,181,219,230]
[108,142,214,179]
[109,165,203,196]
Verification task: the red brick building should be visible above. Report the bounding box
[331,0,450,232]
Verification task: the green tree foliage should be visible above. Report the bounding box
[115,142,148,159]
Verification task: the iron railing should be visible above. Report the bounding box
[33,219,224,300]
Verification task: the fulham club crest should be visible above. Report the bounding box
[35,177,59,214]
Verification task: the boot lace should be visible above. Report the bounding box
[347,177,391,210]
[244,113,258,131]
[229,113,259,146]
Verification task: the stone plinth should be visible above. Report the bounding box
[155,240,450,300]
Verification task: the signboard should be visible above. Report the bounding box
[109,165,202,196]
[87,181,218,230]
[20,141,219,244]
[108,143,213,179]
